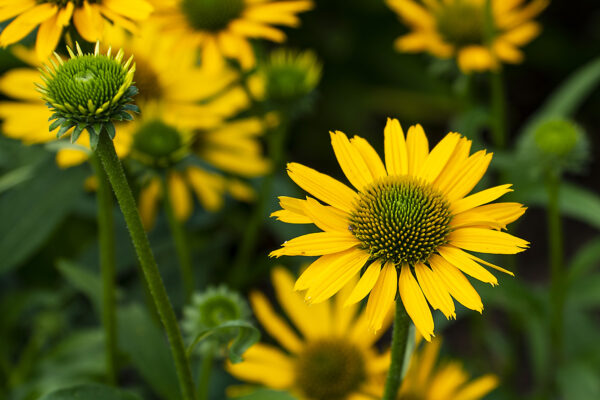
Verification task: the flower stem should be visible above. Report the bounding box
[90,154,118,385]
[490,70,507,149]
[162,174,195,303]
[96,131,196,400]
[547,170,564,365]
[382,299,410,400]
[197,351,214,400]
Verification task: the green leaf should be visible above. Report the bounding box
[0,164,35,194]
[567,237,600,282]
[233,389,298,400]
[39,383,141,400]
[187,319,260,363]
[55,259,102,313]
[557,361,600,400]
[0,160,86,274]
[517,182,600,230]
[117,304,181,400]
[567,275,600,307]
[519,56,600,138]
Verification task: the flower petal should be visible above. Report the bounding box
[414,262,455,319]
[451,184,513,214]
[270,231,359,257]
[418,132,461,183]
[344,260,383,306]
[449,228,529,254]
[384,118,408,176]
[349,135,387,180]
[399,264,434,341]
[437,245,498,285]
[428,254,483,312]
[303,196,350,233]
[287,162,357,213]
[330,130,374,191]
[366,261,397,332]
[406,124,429,175]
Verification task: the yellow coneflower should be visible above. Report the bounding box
[148,0,314,70]
[0,25,251,168]
[227,266,391,400]
[130,104,271,229]
[386,0,548,72]
[0,0,153,60]
[270,118,528,340]
[390,336,498,400]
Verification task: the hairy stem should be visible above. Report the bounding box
[382,299,410,400]
[96,131,196,400]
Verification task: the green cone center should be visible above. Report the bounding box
[436,1,486,47]
[133,120,184,160]
[181,0,245,32]
[46,54,127,111]
[349,176,452,265]
[295,339,366,400]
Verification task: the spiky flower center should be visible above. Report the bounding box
[181,0,244,32]
[349,176,452,266]
[295,339,366,400]
[133,120,183,159]
[436,1,486,47]
[45,54,127,114]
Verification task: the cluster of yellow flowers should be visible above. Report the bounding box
[0,0,545,399]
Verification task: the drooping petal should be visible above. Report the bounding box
[428,255,483,312]
[344,260,383,306]
[414,262,455,319]
[366,261,397,332]
[399,264,434,341]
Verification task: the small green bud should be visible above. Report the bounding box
[534,119,579,157]
[37,42,139,150]
[263,48,322,104]
[131,119,190,168]
[182,286,250,357]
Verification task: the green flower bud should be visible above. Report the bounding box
[263,48,322,104]
[131,119,191,168]
[37,42,139,150]
[182,286,250,357]
[534,119,579,157]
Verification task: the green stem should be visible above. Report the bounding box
[91,154,118,385]
[490,70,507,149]
[229,116,288,287]
[197,351,214,400]
[96,131,196,400]
[382,299,410,400]
[547,170,564,366]
[162,174,195,303]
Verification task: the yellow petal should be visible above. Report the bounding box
[349,135,387,180]
[138,178,162,231]
[287,162,357,213]
[330,130,374,191]
[414,262,455,319]
[272,266,329,339]
[72,3,103,42]
[303,196,350,233]
[384,118,408,176]
[500,21,541,45]
[102,0,153,20]
[449,209,504,230]
[437,246,498,285]
[366,261,397,332]
[451,184,513,214]
[399,264,434,341]
[493,39,524,64]
[433,137,473,194]
[463,252,514,276]
[453,374,499,400]
[473,202,526,227]
[186,166,225,212]
[229,19,286,42]
[428,254,483,312]
[385,0,435,29]
[0,0,36,22]
[444,151,493,201]
[304,247,370,304]
[457,46,497,73]
[0,4,57,47]
[270,231,359,257]
[294,253,333,291]
[249,291,302,353]
[226,344,294,388]
[35,13,62,60]
[271,196,311,223]
[344,260,383,306]
[449,228,529,254]
[406,124,429,175]
[168,171,192,221]
[418,132,460,183]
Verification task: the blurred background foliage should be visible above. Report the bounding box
[0,1,599,400]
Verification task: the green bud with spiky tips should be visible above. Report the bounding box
[37,42,139,150]
[182,286,251,358]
